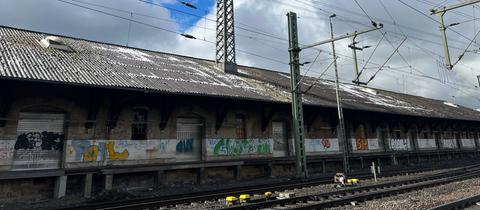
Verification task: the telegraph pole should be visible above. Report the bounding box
[430,0,480,70]
[330,14,349,173]
[287,11,382,176]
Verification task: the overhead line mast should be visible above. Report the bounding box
[287,11,382,178]
[430,0,480,70]
[216,0,237,73]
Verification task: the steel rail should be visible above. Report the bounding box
[221,165,480,210]
[54,163,479,210]
[427,194,480,210]
[291,171,480,210]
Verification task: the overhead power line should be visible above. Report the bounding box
[397,0,480,48]
[57,0,294,67]
[59,0,480,100]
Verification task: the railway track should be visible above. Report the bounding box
[427,194,480,210]
[53,164,480,210]
[221,166,480,210]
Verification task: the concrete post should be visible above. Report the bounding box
[234,165,242,181]
[54,176,68,199]
[392,154,398,165]
[322,160,326,174]
[104,174,113,191]
[154,170,165,189]
[265,162,273,178]
[197,168,205,184]
[83,173,93,198]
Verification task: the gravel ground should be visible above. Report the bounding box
[164,169,457,210]
[0,167,464,210]
[326,177,480,210]
[2,176,294,210]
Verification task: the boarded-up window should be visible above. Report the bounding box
[235,114,246,139]
[131,109,148,140]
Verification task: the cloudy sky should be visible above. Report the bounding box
[1,0,480,109]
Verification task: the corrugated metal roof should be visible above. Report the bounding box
[1,26,479,122]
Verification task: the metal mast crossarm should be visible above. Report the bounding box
[430,0,480,70]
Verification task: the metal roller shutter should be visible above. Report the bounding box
[12,113,65,170]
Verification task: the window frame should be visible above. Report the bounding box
[131,108,148,140]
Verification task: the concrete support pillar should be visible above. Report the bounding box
[234,165,242,181]
[154,170,165,189]
[104,174,113,191]
[83,173,93,198]
[54,175,68,199]
[196,168,205,184]
[392,154,398,166]
[265,163,273,178]
[322,160,326,174]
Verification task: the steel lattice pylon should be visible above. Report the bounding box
[216,0,237,73]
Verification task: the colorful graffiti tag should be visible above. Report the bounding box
[206,139,273,156]
[176,139,194,154]
[66,139,201,167]
[356,138,368,150]
[67,140,146,162]
[305,138,340,153]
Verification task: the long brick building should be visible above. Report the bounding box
[1,26,479,201]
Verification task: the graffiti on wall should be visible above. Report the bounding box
[351,138,382,151]
[389,138,411,151]
[305,138,340,153]
[12,131,63,170]
[0,140,15,164]
[68,140,137,162]
[14,132,63,151]
[206,139,273,156]
[441,139,457,149]
[66,139,200,167]
[417,139,437,149]
[176,139,194,154]
[355,138,368,150]
[461,139,476,148]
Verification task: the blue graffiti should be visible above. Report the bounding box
[71,140,91,161]
[176,139,193,153]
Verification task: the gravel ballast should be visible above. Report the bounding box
[327,177,480,210]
